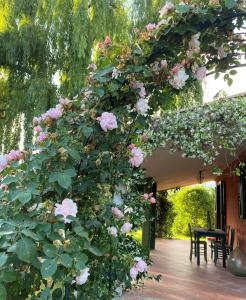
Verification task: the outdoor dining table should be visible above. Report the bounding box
[193,227,227,268]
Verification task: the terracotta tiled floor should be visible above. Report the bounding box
[122,239,246,300]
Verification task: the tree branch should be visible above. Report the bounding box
[206,63,246,76]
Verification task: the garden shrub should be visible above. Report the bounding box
[171,186,215,237]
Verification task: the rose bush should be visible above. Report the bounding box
[0,1,245,299]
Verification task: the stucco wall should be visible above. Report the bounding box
[222,174,246,252]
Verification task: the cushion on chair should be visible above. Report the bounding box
[207,237,216,241]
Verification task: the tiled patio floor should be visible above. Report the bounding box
[122,239,246,300]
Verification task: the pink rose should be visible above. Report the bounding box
[130,267,138,280]
[194,66,207,81]
[143,193,149,200]
[59,98,71,107]
[146,23,156,32]
[136,259,147,272]
[97,112,118,132]
[46,107,62,120]
[128,144,135,150]
[34,125,43,133]
[104,36,111,45]
[36,132,48,143]
[121,222,133,234]
[149,197,156,204]
[0,155,8,172]
[33,116,42,125]
[7,150,22,162]
[130,81,146,98]
[112,207,124,219]
[98,42,104,49]
[159,3,174,18]
[129,147,144,168]
[55,198,78,223]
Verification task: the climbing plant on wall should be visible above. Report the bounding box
[0,1,245,299]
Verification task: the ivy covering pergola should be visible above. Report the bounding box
[150,96,246,165]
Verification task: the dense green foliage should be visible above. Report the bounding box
[156,190,175,239]
[171,186,215,236]
[0,1,245,299]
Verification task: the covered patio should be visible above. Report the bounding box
[123,239,246,300]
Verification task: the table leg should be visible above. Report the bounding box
[197,234,200,266]
[222,235,226,268]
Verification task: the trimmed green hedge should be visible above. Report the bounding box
[171,186,215,236]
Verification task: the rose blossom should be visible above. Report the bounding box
[146,23,156,32]
[34,125,43,133]
[136,259,147,272]
[75,268,90,285]
[59,98,71,106]
[129,146,144,168]
[149,197,156,204]
[36,132,48,143]
[97,112,118,132]
[169,67,189,89]
[104,36,111,45]
[7,150,22,162]
[55,198,78,223]
[135,98,150,115]
[143,193,149,200]
[112,207,124,219]
[130,81,146,98]
[194,66,207,81]
[45,107,62,120]
[33,116,42,125]
[159,2,174,18]
[189,33,201,54]
[124,206,133,214]
[107,226,118,237]
[128,144,135,150]
[0,155,8,172]
[130,267,138,280]
[121,222,133,234]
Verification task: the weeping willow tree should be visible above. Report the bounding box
[0,0,130,151]
[0,0,203,152]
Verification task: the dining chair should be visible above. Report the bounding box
[188,224,207,263]
[214,228,235,266]
[208,225,230,259]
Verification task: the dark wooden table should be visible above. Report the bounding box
[193,227,227,268]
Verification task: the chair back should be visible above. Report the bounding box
[188,223,193,242]
[229,228,235,252]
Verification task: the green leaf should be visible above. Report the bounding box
[22,229,39,241]
[74,226,89,240]
[176,4,190,13]
[0,284,7,300]
[41,259,57,278]
[87,246,102,256]
[82,126,93,138]
[0,254,8,267]
[2,176,19,185]
[52,288,62,299]
[2,270,16,283]
[40,288,51,299]
[43,244,57,258]
[16,238,37,263]
[18,192,32,205]
[60,254,73,268]
[68,149,80,161]
[224,0,236,9]
[57,174,71,189]
[74,253,88,270]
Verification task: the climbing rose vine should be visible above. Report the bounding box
[0,1,245,299]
